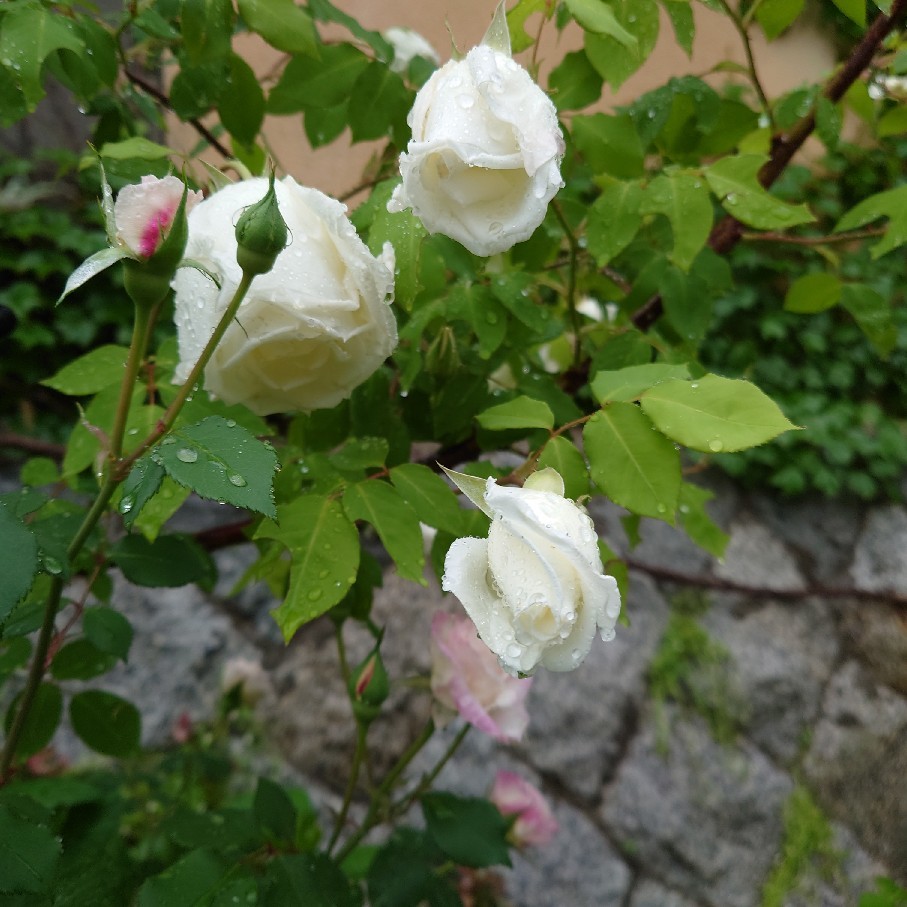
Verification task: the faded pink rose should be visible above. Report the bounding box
[114,175,202,258]
[490,770,558,848]
[430,611,532,743]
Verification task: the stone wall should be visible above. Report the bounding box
[67,470,907,906]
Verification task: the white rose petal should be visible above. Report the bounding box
[442,470,621,675]
[389,43,564,257]
[384,26,440,74]
[172,176,397,415]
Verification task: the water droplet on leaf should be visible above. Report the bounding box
[176,448,198,463]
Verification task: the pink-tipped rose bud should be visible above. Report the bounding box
[490,770,558,848]
[114,175,202,260]
[429,611,532,743]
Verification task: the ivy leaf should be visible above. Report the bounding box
[834,185,907,259]
[343,481,426,584]
[256,496,361,641]
[640,374,799,453]
[153,416,278,518]
[704,155,815,230]
[583,403,681,520]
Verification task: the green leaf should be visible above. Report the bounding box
[572,113,644,178]
[476,396,554,431]
[506,0,548,52]
[834,185,907,258]
[161,808,261,852]
[878,106,907,138]
[439,467,493,518]
[109,534,216,589]
[264,854,362,907]
[83,607,133,661]
[583,403,681,520]
[218,53,264,146]
[19,458,59,488]
[755,0,805,39]
[237,0,318,56]
[448,285,507,360]
[0,805,60,894]
[815,96,842,150]
[0,638,31,681]
[784,273,842,313]
[137,849,226,907]
[154,416,278,518]
[840,283,896,356]
[549,50,603,110]
[664,0,695,56]
[367,184,425,312]
[348,63,412,144]
[254,778,297,844]
[343,482,425,584]
[256,496,360,640]
[51,639,117,680]
[565,0,636,45]
[389,464,465,535]
[4,683,63,760]
[308,0,392,59]
[0,3,83,106]
[591,363,691,403]
[181,0,234,64]
[57,248,131,304]
[132,479,192,542]
[830,0,865,25]
[678,482,728,558]
[704,155,815,230]
[41,345,129,395]
[586,180,643,265]
[267,43,369,113]
[69,690,140,757]
[639,172,713,270]
[119,457,165,528]
[640,374,798,452]
[367,829,453,907]
[584,0,659,89]
[0,500,39,621]
[97,136,177,161]
[536,435,590,500]
[422,792,511,868]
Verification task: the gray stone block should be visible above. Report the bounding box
[850,505,907,594]
[601,712,793,907]
[630,879,705,907]
[714,517,806,592]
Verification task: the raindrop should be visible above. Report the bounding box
[489,220,503,234]
[708,438,724,452]
[307,589,323,602]
[44,557,63,575]
[318,569,329,579]
[119,496,134,514]
[225,419,237,428]
[457,94,475,109]
[656,503,667,514]
[726,193,738,206]
[161,436,176,445]
[228,474,247,487]
[600,627,616,642]
[176,448,198,463]
[690,382,699,389]
[506,643,522,659]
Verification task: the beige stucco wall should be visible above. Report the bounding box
[169,2,837,199]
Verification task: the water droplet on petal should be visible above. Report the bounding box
[457,93,475,109]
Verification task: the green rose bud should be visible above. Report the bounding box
[348,646,389,725]
[235,170,289,277]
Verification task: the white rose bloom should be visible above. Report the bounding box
[384,26,440,74]
[388,38,564,257]
[172,176,397,415]
[442,468,621,675]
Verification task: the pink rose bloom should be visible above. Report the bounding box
[430,611,532,743]
[490,770,558,848]
[114,175,202,258]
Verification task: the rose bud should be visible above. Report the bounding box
[234,169,289,277]
[489,770,558,849]
[348,646,390,725]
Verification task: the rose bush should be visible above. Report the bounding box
[388,30,563,256]
[442,469,621,675]
[172,176,397,415]
[430,611,532,743]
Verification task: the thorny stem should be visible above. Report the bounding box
[117,270,255,478]
[551,201,582,367]
[716,0,774,129]
[334,719,436,862]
